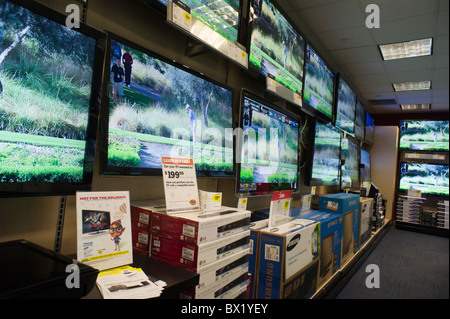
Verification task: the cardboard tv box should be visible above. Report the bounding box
[319,193,360,265]
[300,211,343,287]
[150,230,250,270]
[256,219,320,299]
[248,219,269,299]
[151,207,251,244]
[131,199,166,230]
[359,197,374,247]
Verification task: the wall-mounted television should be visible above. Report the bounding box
[365,112,374,144]
[100,34,234,177]
[335,76,356,135]
[306,121,341,186]
[354,100,365,141]
[399,162,449,197]
[399,120,449,151]
[341,137,360,190]
[360,149,371,183]
[248,0,305,94]
[0,0,105,197]
[302,44,335,120]
[236,89,300,196]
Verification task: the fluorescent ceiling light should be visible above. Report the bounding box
[379,38,432,60]
[400,104,431,110]
[393,81,431,91]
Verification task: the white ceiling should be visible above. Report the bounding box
[275,0,449,115]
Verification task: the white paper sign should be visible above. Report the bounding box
[76,191,132,271]
[162,156,200,214]
[171,0,192,31]
[268,190,293,228]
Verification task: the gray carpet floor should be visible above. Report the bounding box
[336,225,449,299]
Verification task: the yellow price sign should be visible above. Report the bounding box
[183,12,191,23]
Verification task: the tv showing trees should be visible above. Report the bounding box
[102,36,234,176]
[341,137,359,189]
[335,77,356,135]
[249,0,305,94]
[0,0,102,195]
[399,121,449,151]
[303,45,335,120]
[399,163,449,196]
[354,101,365,140]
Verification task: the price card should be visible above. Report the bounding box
[162,156,200,214]
[171,0,192,31]
[268,190,293,228]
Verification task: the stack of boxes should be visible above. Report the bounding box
[372,193,385,231]
[437,200,449,229]
[396,195,425,224]
[359,197,374,247]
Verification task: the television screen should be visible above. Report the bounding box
[0,0,104,196]
[248,0,305,94]
[399,120,449,151]
[341,137,359,189]
[236,90,300,196]
[360,149,371,183]
[335,77,356,135]
[399,162,449,196]
[100,35,234,177]
[354,101,365,140]
[159,0,241,45]
[307,121,341,186]
[303,44,335,120]
[365,112,374,144]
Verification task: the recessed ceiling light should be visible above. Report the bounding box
[400,104,431,110]
[393,81,431,91]
[379,38,432,60]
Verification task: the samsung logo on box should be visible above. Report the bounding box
[287,234,301,251]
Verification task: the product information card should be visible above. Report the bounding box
[76,191,133,271]
[268,190,293,228]
[162,156,200,214]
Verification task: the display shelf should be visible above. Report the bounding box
[311,219,392,299]
[81,252,199,299]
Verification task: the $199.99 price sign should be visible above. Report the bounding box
[161,156,200,214]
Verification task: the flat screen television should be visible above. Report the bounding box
[236,89,300,196]
[158,0,241,45]
[100,34,234,177]
[340,137,360,190]
[303,44,335,120]
[354,100,365,141]
[0,0,104,197]
[399,162,449,197]
[399,120,449,151]
[307,121,341,186]
[248,0,305,94]
[335,76,356,135]
[360,149,371,183]
[365,112,374,144]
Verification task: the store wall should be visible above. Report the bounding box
[370,125,399,220]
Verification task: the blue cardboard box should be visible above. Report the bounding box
[300,211,343,287]
[248,219,269,299]
[319,193,360,265]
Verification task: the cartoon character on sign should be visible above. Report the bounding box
[110,220,125,251]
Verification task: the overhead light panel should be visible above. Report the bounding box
[379,38,432,60]
[400,104,431,110]
[393,81,431,91]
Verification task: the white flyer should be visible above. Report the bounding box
[161,156,200,214]
[76,191,133,271]
[268,190,293,228]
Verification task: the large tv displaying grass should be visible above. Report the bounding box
[341,137,359,190]
[303,44,335,120]
[399,162,449,197]
[354,100,365,141]
[399,120,449,151]
[307,121,341,186]
[0,0,104,196]
[248,0,305,94]
[236,89,300,196]
[100,34,234,177]
[335,76,356,135]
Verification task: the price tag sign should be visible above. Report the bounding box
[162,156,200,214]
[171,0,192,31]
[268,190,293,228]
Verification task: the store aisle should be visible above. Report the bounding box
[336,225,449,299]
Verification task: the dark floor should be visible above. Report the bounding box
[336,225,449,299]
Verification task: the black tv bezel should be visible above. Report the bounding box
[301,43,336,123]
[398,120,450,152]
[99,32,236,178]
[340,135,361,191]
[0,0,106,198]
[246,0,307,96]
[305,119,342,187]
[334,73,357,136]
[235,89,301,197]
